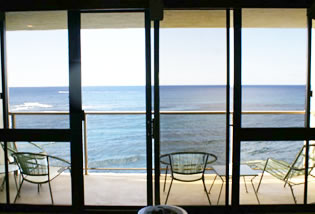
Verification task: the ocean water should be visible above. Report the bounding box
[8,85,306,170]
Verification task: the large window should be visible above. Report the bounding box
[6,11,69,130]
[242,9,307,128]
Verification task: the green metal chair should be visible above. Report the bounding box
[164,152,217,205]
[12,152,70,204]
[0,142,46,191]
[246,144,315,204]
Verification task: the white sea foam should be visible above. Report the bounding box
[12,102,53,111]
[58,91,69,94]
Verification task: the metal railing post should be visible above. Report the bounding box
[12,113,16,129]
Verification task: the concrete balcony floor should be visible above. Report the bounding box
[0,172,314,206]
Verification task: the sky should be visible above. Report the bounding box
[6,26,308,87]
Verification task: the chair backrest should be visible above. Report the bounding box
[285,144,315,179]
[0,142,18,163]
[307,144,315,167]
[13,152,48,176]
[169,152,209,175]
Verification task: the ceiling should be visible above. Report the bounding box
[6,9,307,31]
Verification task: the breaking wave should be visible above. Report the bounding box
[11,102,53,111]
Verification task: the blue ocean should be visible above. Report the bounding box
[8,86,306,170]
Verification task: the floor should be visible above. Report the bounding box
[0,172,313,206]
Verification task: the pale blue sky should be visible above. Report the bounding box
[6,27,308,87]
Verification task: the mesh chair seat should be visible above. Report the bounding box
[24,166,68,183]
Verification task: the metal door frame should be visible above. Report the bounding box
[233,8,315,212]
[153,9,232,207]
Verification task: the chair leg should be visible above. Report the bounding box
[288,184,297,204]
[17,173,21,198]
[14,179,24,203]
[251,176,260,204]
[243,176,248,193]
[48,181,54,205]
[208,175,217,194]
[165,178,173,204]
[1,172,19,192]
[0,176,5,191]
[202,176,211,205]
[163,165,168,192]
[256,170,265,193]
[38,184,40,193]
[201,176,207,193]
[13,172,18,192]
[217,177,224,205]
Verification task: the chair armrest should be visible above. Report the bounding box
[47,154,70,166]
[243,160,266,170]
[27,142,46,154]
[14,152,69,165]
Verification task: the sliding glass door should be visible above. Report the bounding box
[234,8,315,209]
[79,10,155,207]
[1,7,315,213]
[154,10,231,207]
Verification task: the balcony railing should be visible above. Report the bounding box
[8,110,305,175]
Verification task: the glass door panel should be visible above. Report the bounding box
[81,12,147,206]
[240,8,308,205]
[5,11,69,130]
[240,140,305,204]
[241,9,307,128]
[158,10,228,206]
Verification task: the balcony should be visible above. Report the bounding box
[0,172,309,206]
[0,110,312,206]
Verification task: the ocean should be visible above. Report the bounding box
[8,85,306,170]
